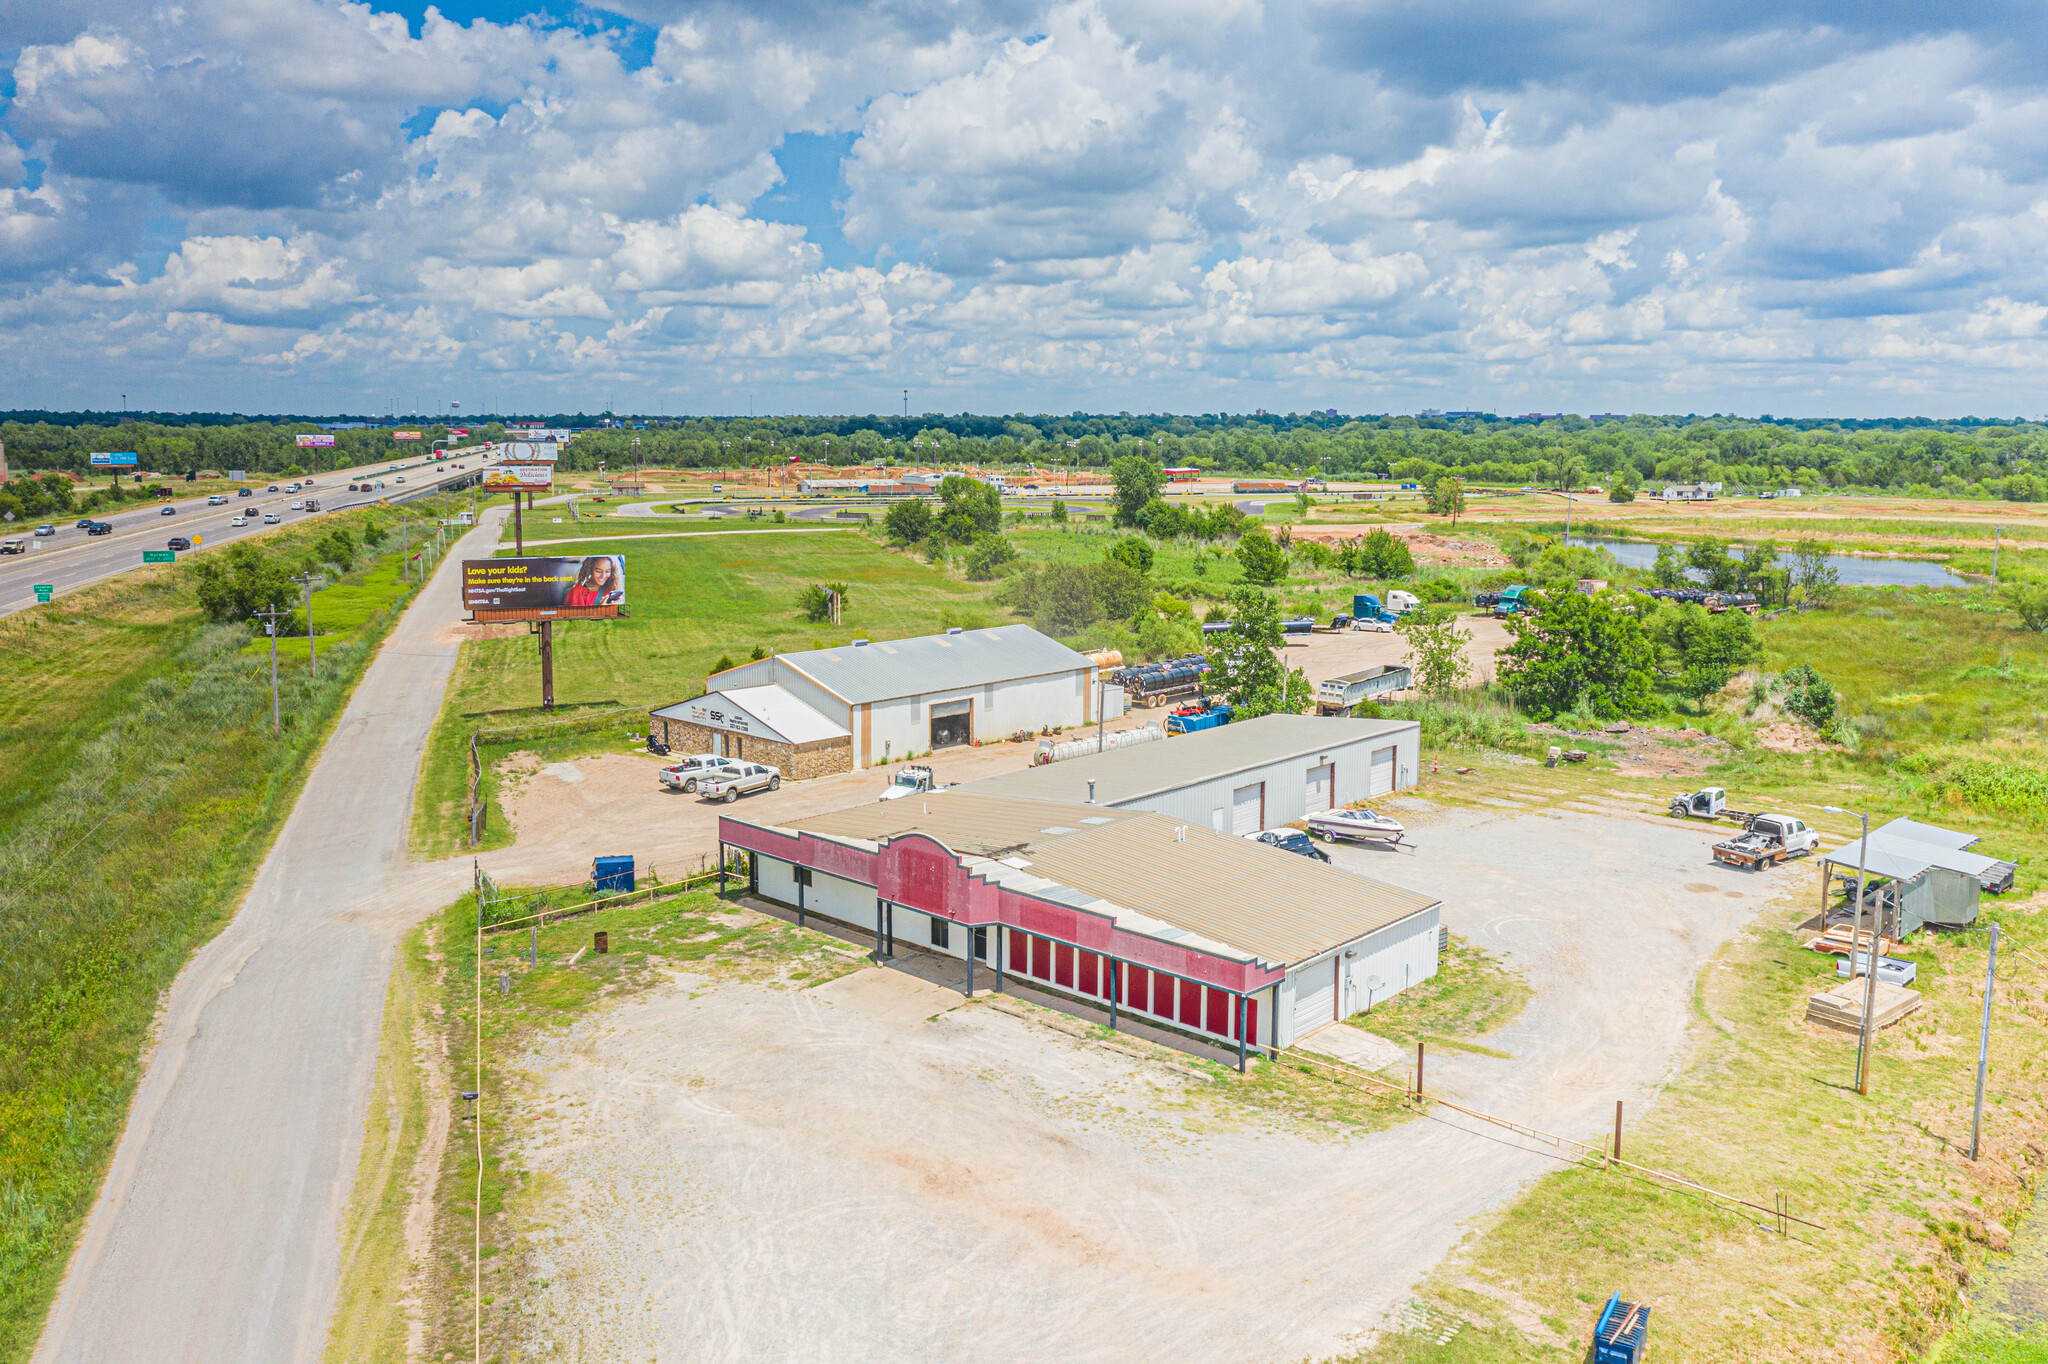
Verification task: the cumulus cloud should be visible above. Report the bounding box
[4,0,2048,412]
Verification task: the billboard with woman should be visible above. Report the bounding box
[462,554,625,618]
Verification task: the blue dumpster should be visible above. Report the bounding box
[592,855,635,894]
[1594,1293,1649,1363]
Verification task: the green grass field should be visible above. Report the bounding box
[409,530,1005,858]
[0,509,438,1364]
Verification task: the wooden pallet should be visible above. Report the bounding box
[1805,980,1921,1033]
[1805,923,1901,959]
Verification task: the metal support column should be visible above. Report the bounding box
[1237,993,1248,1072]
[538,619,555,712]
[886,903,895,958]
[1972,922,2000,1160]
[994,928,1004,990]
[874,898,885,961]
[965,938,975,997]
[717,842,727,896]
[1108,960,1119,1030]
[796,878,805,927]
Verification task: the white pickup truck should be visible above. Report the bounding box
[1712,813,1820,870]
[657,755,731,793]
[698,761,781,803]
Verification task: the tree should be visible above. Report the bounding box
[1791,539,1839,605]
[1109,455,1165,527]
[1036,563,1103,634]
[1204,586,1312,718]
[1779,663,1838,730]
[2006,584,2048,631]
[937,475,1001,540]
[1497,589,1659,719]
[883,498,933,545]
[1686,536,1740,591]
[963,536,1018,580]
[1093,558,1151,620]
[1049,499,1068,524]
[1107,535,1155,575]
[1395,607,1472,697]
[1652,603,1760,711]
[1235,525,1288,585]
[796,584,836,622]
[1608,481,1636,504]
[190,542,297,630]
[1357,528,1414,579]
[1549,450,1586,493]
[1427,475,1465,522]
[1652,544,1688,588]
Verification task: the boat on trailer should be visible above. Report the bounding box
[1306,806,1406,844]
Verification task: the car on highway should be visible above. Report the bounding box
[1242,829,1332,863]
[286,482,302,492]
[76,517,96,528]
[167,536,192,551]
[395,476,405,484]
[33,524,54,536]
[238,487,253,497]
[87,522,112,536]
[0,538,24,555]
[207,495,228,506]
[696,761,781,803]
[289,501,305,510]
[657,755,734,793]
[160,506,176,516]
[267,484,280,491]
[263,512,282,524]
[230,516,248,527]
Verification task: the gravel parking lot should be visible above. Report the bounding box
[500,801,1794,1362]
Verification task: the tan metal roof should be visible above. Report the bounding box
[782,791,1438,967]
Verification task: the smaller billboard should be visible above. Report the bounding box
[483,464,556,491]
[89,452,139,467]
[393,430,422,441]
[497,440,558,463]
[463,555,624,618]
[296,434,336,447]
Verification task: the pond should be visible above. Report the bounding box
[1565,536,1966,588]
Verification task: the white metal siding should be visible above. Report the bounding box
[1231,782,1264,834]
[1339,908,1441,1020]
[1369,746,1396,797]
[863,670,1091,765]
[1306,763,1333,812]
[1088,725,1421,826]
[1290,956,1338,1037]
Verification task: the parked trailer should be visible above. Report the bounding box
[1231,479,1298,493]
[1315,664,1413,714]
[1034,723,1164,765]
[1113,656,1211,704]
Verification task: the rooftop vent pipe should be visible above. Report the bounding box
[945,626,963,634]
[1087,779,1096,804]
[853,638,870,647]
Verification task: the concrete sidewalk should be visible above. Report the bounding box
[32,512,507,1364]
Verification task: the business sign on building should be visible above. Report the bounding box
[89,452,139,467]
[296,434,336,447]
[393,430,422,441]
[482,463,556,491]
[463,555,623,620]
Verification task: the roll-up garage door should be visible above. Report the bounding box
[1306,763,1333,812]
[1231,782,1264,834]
[1369,746,1396,797]
[1291,958,1337,1037]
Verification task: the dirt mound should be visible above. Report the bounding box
[1751,722,1836,753]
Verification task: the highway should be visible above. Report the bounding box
[0,448,491,618]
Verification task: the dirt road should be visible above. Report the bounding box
[499,804,1791,1362]
[31,516,505,1364]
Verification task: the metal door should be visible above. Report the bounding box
[1290,958,1338,1037]
[1306,763,1333,812]
[1231,782,1264,834]
[1369,746,1395,797]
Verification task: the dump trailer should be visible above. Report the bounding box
[1713,813,1820,870]
[1165,701,1232,735]
[1316,665,1413,714]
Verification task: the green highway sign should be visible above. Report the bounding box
[33,584,53,603]
[143,550,175,563]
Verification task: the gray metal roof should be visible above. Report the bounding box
[714,625,1090,705]
[965,714,1420,806]
[780,791,1440,966]
[1822,817,1999,881]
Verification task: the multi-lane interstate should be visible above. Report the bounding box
[0,448,492,617]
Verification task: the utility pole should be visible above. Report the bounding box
[253,603,289,733]
[401,514,409,581]
[1972,921,2000,1159]
[290,571,321,679]
[1827,805,1875,1092]
[1993,524,2002,587]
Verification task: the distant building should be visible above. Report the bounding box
[1590,413,1628,420]
[1443,410,1494,420]
[1659,482,1722,501]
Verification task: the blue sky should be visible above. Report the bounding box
[3,0,2048,416]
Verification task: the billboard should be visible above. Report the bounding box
[296,433,336,447]
[463,555,624,619]
[482,463,556,491]
[90,452,139,467]
[497,440,558,463]
[393,430,422,441]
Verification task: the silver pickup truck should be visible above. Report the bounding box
[698,761,782,803]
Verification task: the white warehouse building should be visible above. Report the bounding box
[967,714,1422,834]
[654,625,1122,776]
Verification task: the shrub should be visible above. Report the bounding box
[1779,663,1838,730]
[190,542,297,631]
[963,536,1018,580]
[2005,584,2048,631]
[1107,535,1154,574]
[1235,525,1288,585]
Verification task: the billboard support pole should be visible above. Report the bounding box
[539,621,555,713]
[513,493,523,554]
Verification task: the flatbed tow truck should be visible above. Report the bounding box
[1713,813,1820,870]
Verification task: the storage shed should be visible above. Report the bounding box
[964,714,1422,834]
[1819,817,2012,937]
[717,791,1442,1059]
[656,625,1110,774]
[649,685,851,778]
